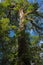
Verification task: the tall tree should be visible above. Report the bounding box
[0,0,43,65]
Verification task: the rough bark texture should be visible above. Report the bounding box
[18,9,31,65]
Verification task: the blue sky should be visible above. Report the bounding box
[28,0,41,3]
[9,30,15,37]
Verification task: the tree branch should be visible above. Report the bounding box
[34,11,43,18]
[27,17,42,30]
[24,10,43,18]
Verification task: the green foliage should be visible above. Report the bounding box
[0,18,10,31]
[31,36,39,46]
[0,0,42,65]
[2,0,11,7]
[26,4,34,13]
[41,44,43,48]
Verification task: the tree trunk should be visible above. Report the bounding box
[17,9,31,65]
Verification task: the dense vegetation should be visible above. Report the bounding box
[0,0,43,65]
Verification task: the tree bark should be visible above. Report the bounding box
[17,9,31,65]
